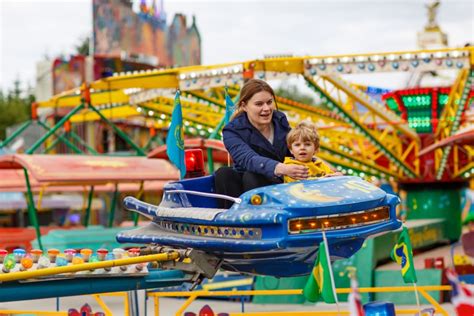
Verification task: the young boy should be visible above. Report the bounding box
[284,121,341,183]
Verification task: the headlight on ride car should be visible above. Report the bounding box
[288,206,390,234]
[250,194,263,205]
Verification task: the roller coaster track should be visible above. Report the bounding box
[304,74,419,179]
[435,68,473,179]
[35,47,473,181]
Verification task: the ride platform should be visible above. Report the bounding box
[255,219,448,304]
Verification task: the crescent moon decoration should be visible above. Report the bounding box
[288,183,343,203]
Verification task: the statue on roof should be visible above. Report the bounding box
[425,0,440,30]
[417,0,447,49]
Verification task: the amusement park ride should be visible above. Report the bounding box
[34,47,472,182]
[0,45,472,312]
[119,176,401,277]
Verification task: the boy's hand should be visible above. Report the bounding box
[324,172,343,177]
[275,163,309,180]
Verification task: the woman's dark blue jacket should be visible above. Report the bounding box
[222,111,291,178]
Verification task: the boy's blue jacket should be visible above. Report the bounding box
[222,111,291,178]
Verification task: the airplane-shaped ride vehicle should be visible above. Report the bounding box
[117,174,401,279]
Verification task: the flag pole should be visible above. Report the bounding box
[413,282,422,315]
[321,229,340,315]
[224,84,232,167]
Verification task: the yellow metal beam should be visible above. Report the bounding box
[318,147,399,179]
[453,160,474,179]
[436,69,470,139]
[305,75,419,178]
[252,58,305,74]
[435,69,472,179]
[324,75,418,141]
[70,105,139,122]
[186,90,226,109]
[0,252,179,282]
[0,311,67,316]
[143,101,222,127]
[93,294,114,316]
[38,90,130,108]
[39,47,473,105]
[91,72,179,91]
[148,285,452,316]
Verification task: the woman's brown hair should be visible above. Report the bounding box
[230,79,278,120]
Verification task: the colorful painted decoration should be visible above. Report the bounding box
[20,256,33,270]
[0,249,7,263]
[68,303,105,316]
[56,254,69,267]
[184,304,229,316]
[30,249,43,263]
[37,256,51,269]
[2,254,16,272]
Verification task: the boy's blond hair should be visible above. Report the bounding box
[286,121,320,149]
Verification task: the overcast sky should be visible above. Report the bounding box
[0,0,473,93]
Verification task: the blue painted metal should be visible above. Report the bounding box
[117,176,401,277]
[167,174,219,208]
[0,269,187,302]
[363,301,396,316]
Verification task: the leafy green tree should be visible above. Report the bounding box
[75,36,90,56]
[0,79,33,140]
[275,84,316,105]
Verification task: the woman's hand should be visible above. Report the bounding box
[275,163,309,180]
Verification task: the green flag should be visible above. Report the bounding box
[303,241,336,303]
[391,226,417,283]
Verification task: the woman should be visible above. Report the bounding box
[215,79,309,208]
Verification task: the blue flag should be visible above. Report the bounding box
[166,90,186,179]
[224,86,235,124]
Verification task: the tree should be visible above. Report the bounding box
[275,84,316,105]
[75,36,90,56]
[0,79,33,140]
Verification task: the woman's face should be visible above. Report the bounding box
[243,91,275,129]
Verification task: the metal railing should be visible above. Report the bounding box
[147,285,453,316]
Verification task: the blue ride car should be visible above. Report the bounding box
[117,175,401,277]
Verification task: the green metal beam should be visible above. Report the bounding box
[133,182,145,227]
[23,168,43,251]
[0,120,32,148]
[142,134,164,152]
[186,91,226,109]
[36,120,83,154]
[304,75,417,178]
[83,186,95,227]
[42,134,62,154]
[206,116,227,173]
[26,104,84,154]
[68,130,99,155]
[108,185,119,228]
[88,104,146,156]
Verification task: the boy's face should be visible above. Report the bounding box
[289,137,316,163]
